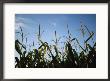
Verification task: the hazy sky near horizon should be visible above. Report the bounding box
[15,14,96,58]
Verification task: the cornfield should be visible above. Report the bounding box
[15,22,96,68]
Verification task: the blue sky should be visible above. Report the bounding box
[15,14,96,58]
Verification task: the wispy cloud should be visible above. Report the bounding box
[15,17,28,30]
[15,16,37,31]
[51,22,56,27]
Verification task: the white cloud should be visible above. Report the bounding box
[15,16,37,31]
[51,22,56,27]
[15,22,26,30]
[15,17,28,30]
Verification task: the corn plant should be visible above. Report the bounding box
[15,22,96,68]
